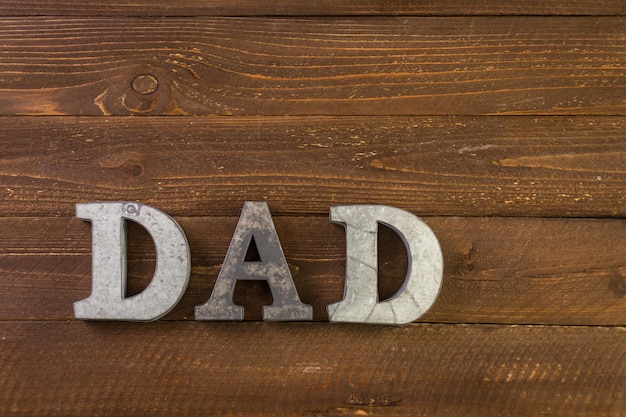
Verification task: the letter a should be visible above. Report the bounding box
[74,202,191,321]
[195,202,312,321]
[327,205,443,325]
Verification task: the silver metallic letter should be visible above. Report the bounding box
[195,202,312,321]
[327,205,443,325]
[74,202,190,321]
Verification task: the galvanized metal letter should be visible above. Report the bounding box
[195,202,313,321]
[74,202,191,321]
[327,205,443,325]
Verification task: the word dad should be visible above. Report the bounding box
[75,202,443,325]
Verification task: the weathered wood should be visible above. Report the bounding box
[1,2,623,416]
[0,116,623,218]
[1,17,625,116]
[1,216,625,325]
[1,1,625,16]
[1,322,624,416]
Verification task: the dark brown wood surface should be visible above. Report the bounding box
[1,116,624,218]
[1,2,625,416]
[0,17,625,116]
[1,216,625,325]
[1,0,625,16]
[2,322,625,417]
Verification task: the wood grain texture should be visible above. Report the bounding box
[0,116,623,218]
[1,322,624,416]
[1,0,625,16]
[1,216,625,325]
[1,17,625,116]
[2,4,625,416]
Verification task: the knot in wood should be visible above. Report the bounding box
[131,74,159,95]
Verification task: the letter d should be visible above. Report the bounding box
[327,205,443,325]
[74,202,190,321]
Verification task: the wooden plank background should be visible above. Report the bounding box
[0,1,625,416]
[1,17,625,116]
[2,0,626,16]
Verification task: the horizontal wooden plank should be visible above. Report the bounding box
[1,322,624,416]
[1,216,625,325]
[1,17,624,116]
[1,0,625,16]
[1,116,624,218]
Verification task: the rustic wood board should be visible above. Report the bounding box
[1,322,624,416]
[1,116,624,218]
[1,2,625,415]
[1,216,624,325]
[1,17,624,116]
[1,0,625,16]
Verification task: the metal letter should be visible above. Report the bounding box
[195,202,312,321]
[327,205,443,325]
[74,202,190,321]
